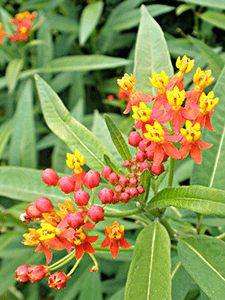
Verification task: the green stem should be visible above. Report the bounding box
[216,232,225,240]
[94,246,135,251]
[67,194,74,202]
[49,251,75,271]
[48,250,75,270]
[196,213,203,234]
[91,188,95,206]
[160,216,175,239]
[167,157,176,187]
[67,256,83,277]
[104,207,141,218]
[89,253,98,270]
[171,244,178,250]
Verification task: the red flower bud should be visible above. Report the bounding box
[67,212,84,229]
[146,151,154,161]
[15,265,29,282]
[74,189,90,206]
[120,192,130,203]
[101,166,112,179]
[128,132,142,147]
[108,173,119,185]
[42,168,59,186]
[131,165,137,171]
[25,202,42,219]
[119,176,129,187]
[129,188,138,198]
[58,176,75,194]
[123,160,131,168]
[115,185,123,193]
[35,197,54,213]
[135,151,147,162]
[48,271,70,290]
[151,163,165,176]
[129,173,135,178]
[28,264,49,283]
[140,161,151,172]
[139,140,149,151]
[137,185,145,194]
[98,187,114,204]
[129,177,137,187]
[87,205,104,223]
[112,192,120,204]
[84,170,100,188]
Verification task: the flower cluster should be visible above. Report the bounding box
[116,55,218,166]
[16,150,132,290]
[0,22,7,45]
[9,11,36,42]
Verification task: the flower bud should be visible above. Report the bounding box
[74,189,90,206]
[128,132,142,147]
[35,197,54,213]
[15,265,29,282]
[98,187,114,204]
[129,173,135,178]
[119,176,129,187]
[42,168,59,186]
[115,185,123,193]
[89,266,98,272]
[48,271,70,290]
[101,166,112,179]
[129,188,138,198]
[146,151,154,161]
[108,173,119,185]
[140,161,151,172]
[151,163,165,176]
[123,160,131,168]
[137,185,145,194]
[112,192,120,204]
[120,192,130,203]
[131,165,137,171]
[139,140,149,151]
[87,205,104,223]
[129,177,138,187]
[25,202,42,219]
[124,186,130,194]
[84,170,100,188]
[28,264,49,283]
[67,212,84,229]
[58,176,75,194]
[135,151,147,162]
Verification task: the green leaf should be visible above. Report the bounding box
[125,221,171,300]
[140,169,151,199]
[192,66,225,189]
[44,55,132,72]
[0,166,65,204]
[103,154,123,175]
[176,0,225,9]
[104,114,131,161]
[146,185,225,216]
[0,7,14,35]
[46,14,78,33]
[34,75,120,172]
[189,36,224,79]
[0,232,20,251]
[200,11,225,31]
[78,272,102,300]
[178,236,225,300]
[0,119,13,157]
[9,80,37,168]
[134,5,173,94]
[79,1,104,46]
[5,58,24,93]
[176,4,195,15]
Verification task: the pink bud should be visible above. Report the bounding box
[84,170,100,188]
[74,189,90,206]
[15,265,29,282]
[128,132,142,147]
[146,151,154,161]
[115,185,123,193]
[98,187,114,204]
[139,140,149,151]
[87,205,104,223]
[35,197,54,213]
[101,166,112,179]
[25,202,42,219]
[140,161,151,172]
[137,186,145,194]
[119,176,129,187]
[42,168,59,186]
[136,151,147,162]
[112,193,120,204]
[58,176,75,194]
[131,157,137,163]
[129,173,135,178]
[108,173,119,185]
[123,160,131,168]
[151,163,165,176]
[131,165,137,171]
[28,264,49,283]
[120,192,130,203]
[124,186,130,194]
[129,188,138,198]
[129,177,137,187]
[48,271,69,290]
[67,212,84,229]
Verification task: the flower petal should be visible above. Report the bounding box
[190,143,202,164]
[163,141,181,160]
[110,242,119,259]
[197,139,213,150]
[120,237,131,249]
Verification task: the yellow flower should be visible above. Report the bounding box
[199,91,219,115]
[117,73,136,94]
[193,67,214,90]
[144,121,165,144]
[166,86,185,111]
[181,120,201,143]
[176,55,194,74]
[149,70,169,94]
[132,102,152,122]
[66,150,85,174]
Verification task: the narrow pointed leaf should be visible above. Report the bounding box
[79,1,104,46]
[176,0,225,9]
[192,66,225,190]
[134,5,173,94]
[104,114,132,161]
[125,221,171,300]
[200,11,225,31]
[34,74,120,172]
[146,185,225,215]
[5,58,24,93]
[103,154,124,175]
[178,236,225,300]
[189,36,224,79]
[0,119,13,157]
[9,80,37,168]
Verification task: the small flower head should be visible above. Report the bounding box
[128,131,142,147]
[199,91,219,114]
[66,212,84,229]
[0,22,7,45]
[36,222,57,242]
[48,271,70,290]
[98,187,114,204]
[176,55,194,74]
[22,228,40,246]
[25,202,43,219]
[117,73,136,93]
[144,121,165,144]
[35,197,54,213]
[132,102,152,122]
[58,199,75,218]
[84,170,100,188]
[193,67,214,89]
[28,264,49,282]
[66,150,85,174]
[101,166,112,179]
[42,168,59,186]
[166,86,185,111]
[149,70,169,94]
[87,205,104,223]
[74,189,90,206]
[15,265,29,282]
[181,120,201,143]
[58,176,75,194]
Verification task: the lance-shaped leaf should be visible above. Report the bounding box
[189,36,224,79]
[176,0,225,9]
[5,58,24,93]
[178,236,225,300]
[200,11,225,31]
[104,114,132,161]
[146,185,225,216]
[103,154,124,175]
[35,75,120,172]
[191,66,225,190]
[125,221,171,300]
[140,169,151,200]
[134,5,173,94]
